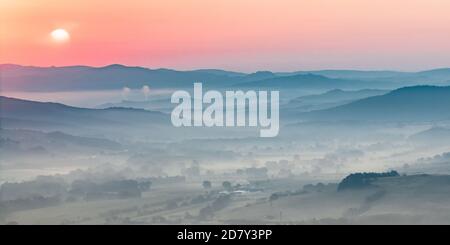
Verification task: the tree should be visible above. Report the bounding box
[202,181,212,189]
[269,193,279,207]
[222,181,232,191]
[269,193,279,201]
[337,170,400,191]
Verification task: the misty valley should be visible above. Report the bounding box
[2,64,450,224]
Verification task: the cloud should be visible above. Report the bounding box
[122,86,131,100]
[142,85,150,100]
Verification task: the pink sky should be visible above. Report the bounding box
[1,0,450,72]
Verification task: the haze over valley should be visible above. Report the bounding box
[2,64,450,224]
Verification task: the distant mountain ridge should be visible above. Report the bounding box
[3,64,450,92]
[276,70,408,79]
[278,68,450,82]
[0,64,240,91]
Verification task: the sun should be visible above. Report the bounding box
[50,28,70,42]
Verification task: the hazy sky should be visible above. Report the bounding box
[2,0,450,72]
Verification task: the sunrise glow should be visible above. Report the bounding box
[1,0,450,71]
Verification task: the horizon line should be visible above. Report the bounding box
[2,63,450,74]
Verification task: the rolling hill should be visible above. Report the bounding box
[0,96,169,130]
[282,89,389,113]
[297,86,450,122]
[0,128,122,154]
[289,89,388,105]
[234,73,394,90]
[409,127,450,143]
